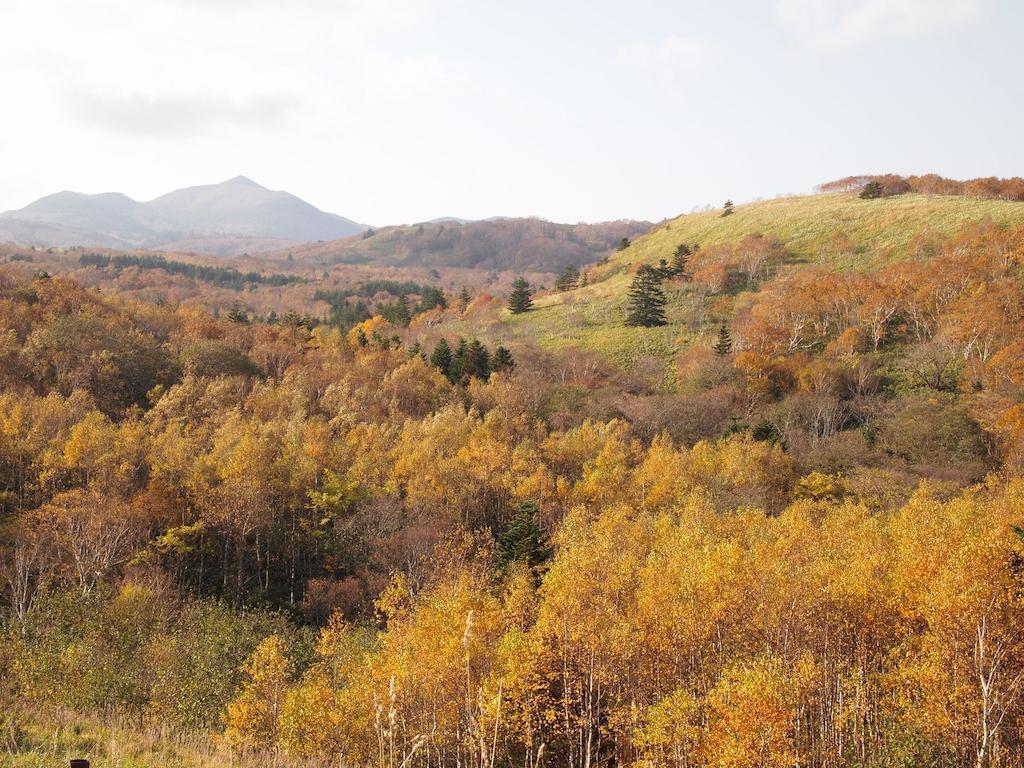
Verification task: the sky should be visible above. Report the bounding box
[1,0,1022,226]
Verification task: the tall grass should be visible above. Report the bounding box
[2,705,319,768]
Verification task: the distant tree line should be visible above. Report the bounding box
[79,253,307,288]
[315,281,447,330]
[819,173,1024,201]
[315,279,443,302]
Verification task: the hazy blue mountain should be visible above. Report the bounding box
[0,176,368,253]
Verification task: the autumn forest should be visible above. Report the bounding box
[4,175,1024,768]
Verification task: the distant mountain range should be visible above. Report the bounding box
[0,176,368,255]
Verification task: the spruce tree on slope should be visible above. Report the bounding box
[714,324,734,356]
[624,265,668,327]
[555,264,581,292]
[671,243,693,278]
[490,346,515,374]
[497,500,553,574]
[430,338,454,380]
[508,278,534,314]
[465,339,491,381]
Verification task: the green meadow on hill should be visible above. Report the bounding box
[441,192,1024,374]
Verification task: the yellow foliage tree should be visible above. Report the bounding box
[223,635,292,750]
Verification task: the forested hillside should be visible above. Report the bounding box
[4,185,1024,768]
[278,217,654,271]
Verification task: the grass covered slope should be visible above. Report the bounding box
[460,192,1024,373]
[601,191,1024,274]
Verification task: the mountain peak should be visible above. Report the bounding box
[221,175,265,189]
[1,177,368,250]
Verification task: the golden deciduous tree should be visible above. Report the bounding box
[224,635,293,750]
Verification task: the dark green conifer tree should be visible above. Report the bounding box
[489,346,515,374]
[430,338,454,380]
[508,278,534,314]
[624,265,668,327]
[227,304,249,324]
[395,294,412,327]
[721,200,735,217]
[713,324,733,356]
[450,337,469,382]
[496,501,552,574]
[465,339,491,381]
[555,264,580,292]
[860,181,884,199]
[418,287,447,312]
[671,243,692,278]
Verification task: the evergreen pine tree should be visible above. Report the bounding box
[860,181,884,199]
[617,237,631,251]
[450,337,469,382]
[624,265,668,327]
[671,243,692,278]
[430,338,454,380]
[555,264,581,292]
[713,324,733,356]
[465,339,491,381]
[496,501,552,573]
[721,200,735,217]
[508,278,534,314]
[395,294,412,327]
[227,304,250,324]
[418,287,447,312]
[489,346,515,374]
[458,287,472,313]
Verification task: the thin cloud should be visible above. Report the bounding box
[68,90,298,138]
[778,0,989,47]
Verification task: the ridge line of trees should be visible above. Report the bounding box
[818,173,1024,201]
[80,253,307,289]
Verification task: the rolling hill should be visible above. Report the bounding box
[0,176,368,254]
[429,192,1024,372]
[277,217,654,272]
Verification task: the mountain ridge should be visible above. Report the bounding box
[0,177,369,254]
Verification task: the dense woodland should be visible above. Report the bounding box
[4,191,1024,767]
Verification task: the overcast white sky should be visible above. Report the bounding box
[1,0,1021,225]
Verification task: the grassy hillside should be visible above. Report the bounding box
[601,191,1024,274]
[433,192,1024,377]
